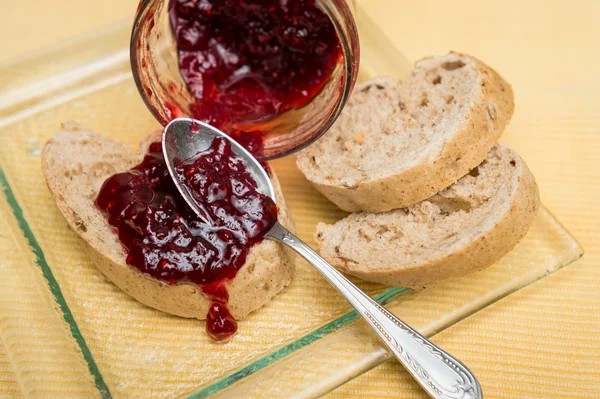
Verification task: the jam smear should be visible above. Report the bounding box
[170,0,342,139]
[96,137,277,341]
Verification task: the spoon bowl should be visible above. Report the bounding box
[162,118,277,217]
[163,117,482,399]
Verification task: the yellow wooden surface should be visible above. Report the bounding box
[0,0,599,398]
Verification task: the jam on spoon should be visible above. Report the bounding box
[96,137,277,341]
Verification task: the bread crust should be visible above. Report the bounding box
[314,145,539,288]
[42,122,295,320]
[297,52,515,213]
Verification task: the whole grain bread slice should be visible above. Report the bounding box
[314,144,539,288]
[297,52,515,213]
[41,122,295,320]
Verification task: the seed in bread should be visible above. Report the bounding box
[314,145,539,288]
[41,122,295,320]
[297,52,515,213]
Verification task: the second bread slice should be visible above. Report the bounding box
[314,145,539,289]
[297,52,514,212]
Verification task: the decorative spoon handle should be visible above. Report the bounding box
[267,222,482,399]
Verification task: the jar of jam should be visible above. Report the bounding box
[131,0,359,160]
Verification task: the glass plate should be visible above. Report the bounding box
[0,8,583,399]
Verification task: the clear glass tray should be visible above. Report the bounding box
[0,7,583,399]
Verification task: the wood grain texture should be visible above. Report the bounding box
[0,0,599,398]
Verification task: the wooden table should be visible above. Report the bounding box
[1,1,598,397]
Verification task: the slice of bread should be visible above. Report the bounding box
[41,122,295,320]
[297,52,515,213]
[314,145,539,289]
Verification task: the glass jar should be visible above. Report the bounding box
[130,0,359,160]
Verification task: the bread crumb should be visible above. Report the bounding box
[353,131,366,144]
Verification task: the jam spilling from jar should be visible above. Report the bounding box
[170,0,342,138]
[97,0,338,340]
[96,137,277,341]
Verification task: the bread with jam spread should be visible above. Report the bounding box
[41,122,295,320]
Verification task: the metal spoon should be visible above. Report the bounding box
[163,117,482,399]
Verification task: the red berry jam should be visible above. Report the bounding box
[206,302,238,342]
[170,0,342,140]
[96,137,277,341]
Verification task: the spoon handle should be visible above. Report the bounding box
[267,222,482,399]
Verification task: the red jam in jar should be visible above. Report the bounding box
[169,0,342,141]
[96,138,277,341]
